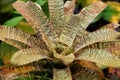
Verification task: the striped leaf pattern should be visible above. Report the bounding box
[76,49,120,67]
[74,28,120,53]
[10,48,49,66]
[12,1,48,33]
[78,1,106,29]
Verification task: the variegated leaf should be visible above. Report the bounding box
[41,33,56,52]
[74,28,120,53]
[48,0,64,38]
[53,67,72,80]
[73,23,119,49]
[75,49,120,67]
[101,23,120,29]
[10,48,49,66]
[85,41,120,56]
[59,14,88,47]
[78,1,106,29]
[78,60,104,79]
[0,26,43,47]
[12,1,48,33]
[71,62,102,80]
[0,65,36,80]
[60,1,107,47]
[105,42,120,56]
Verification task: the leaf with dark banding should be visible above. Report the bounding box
[48,0,65,38]
[78,60,104,79]
[71,62,102,80]
[59,14,86,47]
[78,1,106,29]
[74,28,120,53]
[0,65,36,80]
[76,49,120,67]
[10,48,50,66]
[0,25,41,47]
[12,1,48,33]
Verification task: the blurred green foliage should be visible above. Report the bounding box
[4,16,24,26]
[0,42,19,64]
[0,0,15,13]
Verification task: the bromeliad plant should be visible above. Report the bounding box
[0,0,120,80]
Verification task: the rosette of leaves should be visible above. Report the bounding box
[0,0,120,80]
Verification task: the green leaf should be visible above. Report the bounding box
[0,0,15,13]
[0,42,19,64]
[0,58,4,66]
[17,22,35,35]
[35,0,49,18]
[36,0,48,6]
[40,1,49,18]
[4,16,24,26]
[103,6,119,21]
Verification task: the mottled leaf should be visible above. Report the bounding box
[78,1,106,29]
[0,65,35,80]
[48,0,64,37]
[101,23,120,29]
[41,33,56,52]
[10,48,49,66]
[76,49,120,67]
[59,14,86,47]
[71,62,102,80]
[12,1,48,33]
[74,28,120,53]
[0,25,40,47]
[53,67,72,80]
[85,41,120,56]
[78,60,104,79]
[72,23,119,49]
[103,41,120,56]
